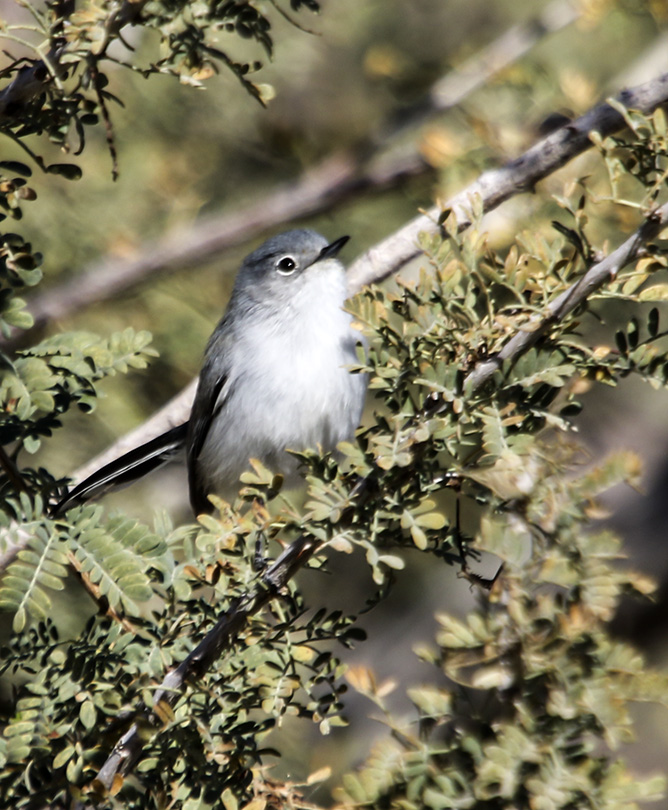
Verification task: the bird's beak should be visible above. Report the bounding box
[318,235,350,261]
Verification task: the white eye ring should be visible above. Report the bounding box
[276,255,297,275]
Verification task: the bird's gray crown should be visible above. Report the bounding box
[240,229,348,283]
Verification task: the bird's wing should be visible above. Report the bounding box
[51,422,189,516]
[186,370,229,515]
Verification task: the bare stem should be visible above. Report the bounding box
[95,534,320,790]
[463,201,668,393]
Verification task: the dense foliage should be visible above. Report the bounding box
[1,1,668,809]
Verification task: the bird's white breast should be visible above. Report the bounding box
[198,262,366,494]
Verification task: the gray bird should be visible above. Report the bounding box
[54,229,366,515]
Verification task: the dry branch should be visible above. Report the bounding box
[464,201,668,393]
[12,0,580,337]
[386,0,578,139]
[95,534,320,790]
[22,150,425,334]
[345,70,668,294]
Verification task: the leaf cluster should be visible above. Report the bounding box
[0,327,157,504]
[3,166,668,805]
[0,500,164,633]
[0,509,358,808]
[592,105,668,208]
[0,0,320,174]
[335,447,667,810]
[1,37,668,810]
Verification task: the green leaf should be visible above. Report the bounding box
[0,526,67,629]
[477,515,530,567]
[415,511,447,530]
[639,283,668,301]
[46,163,83,180]
[79,700,96,730]
[53,745,75,769]
[66,512,156,613]
[0,160,32,176]
[407,685,452,717]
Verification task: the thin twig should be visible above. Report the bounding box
[10,0,581,338]
[89,58,120,181]
[345,70,668,295]
[95,534,320,790]
[463,201,668,393]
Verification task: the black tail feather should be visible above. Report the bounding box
[51,422,189,516]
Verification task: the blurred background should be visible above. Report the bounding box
[2,0,668,799]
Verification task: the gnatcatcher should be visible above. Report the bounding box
[54,229,367,515]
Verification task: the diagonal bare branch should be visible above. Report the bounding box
[11,0,580,339]
[464,200,668,393]
[345,70,668,295]
[95,533,320,791]
[21,151,424,335]
[383,0,579,142]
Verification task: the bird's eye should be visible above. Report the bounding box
[276,255,297,275]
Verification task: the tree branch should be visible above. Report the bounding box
[95,534,321,791]
[464,200,668,393]
[0,0,146,120]
[345,70,668,295]
[21,150,425,335]
[383,0,579,141]
[70,380,197,485]
[10,0,580,339]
